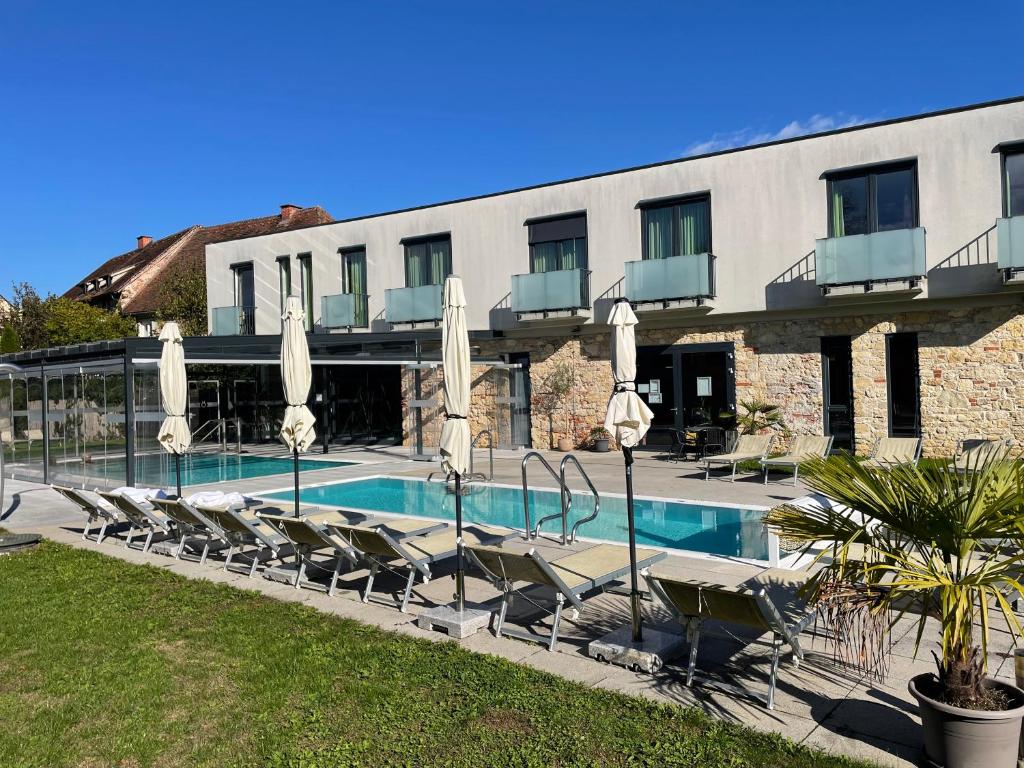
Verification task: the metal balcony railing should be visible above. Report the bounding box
[211,305,255,336]
[815,228,926,288]
[510,268,591,314]
[997,216,1024,275]
[384,284,443,324]
[625,252,715,303]
[321,293,369,329]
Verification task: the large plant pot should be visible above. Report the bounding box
[592,439,610,453]
[909,673,1024,768]
[557,438,573,452]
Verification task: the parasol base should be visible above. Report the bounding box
[588,625,684,674]
[416,602,492,639]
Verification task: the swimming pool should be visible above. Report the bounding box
[264,476,773,562]
[61,453,354,487]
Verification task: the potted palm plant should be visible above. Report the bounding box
[587,426,612,452]
[765,453,1024,768]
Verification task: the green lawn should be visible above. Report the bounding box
[0,540,871,768]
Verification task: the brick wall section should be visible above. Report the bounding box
[403,303,1024,459]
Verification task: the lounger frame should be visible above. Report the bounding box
[52,485,122,543]
[97,490,173,553]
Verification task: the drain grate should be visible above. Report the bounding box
[0,533,42,555]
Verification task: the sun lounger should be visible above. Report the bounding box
[948,438,1015,473]
[644,570,816,709]
[703,434,773,481]
[148,497,231,564]
[193,502,290,577]
[861,437,922,469]
[760,435,833,485]
[51,484,124,543]
[258,511,444,595]
[97,490,175,553]
[466,542,667,651]
[332,522,518,612]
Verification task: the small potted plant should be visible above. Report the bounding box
[765,454,1024,768]
[587,426,611,452]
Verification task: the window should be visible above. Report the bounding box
[886,332,921,438]
[527,213,587,273]
[232,263,254,308]
[340,247,368,327]
[827,162,917,237]
[297,254,313,331]
[277,256,291,317]
[403,235,451,287]
[640,195,710,260]
[1004,149,1024,217]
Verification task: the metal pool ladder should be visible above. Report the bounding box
[521,451,601,545]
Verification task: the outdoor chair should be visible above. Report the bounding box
[760,435,834,485]
[949,438,1015,473]
[258,511,444,596]
[194,503,291,577]
[51,484,124,543]
[330,522,518,612]
[96,489,175,553]
[644,570,816,710]
[702,434,773,481]
[466,542,667,651]
[148,496,231,564]
[861,437,923,469]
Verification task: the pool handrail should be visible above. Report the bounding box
[521,451,570,542]
[561,454,600,544]
[469,429,494,482]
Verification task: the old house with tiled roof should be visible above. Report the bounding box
[65,204,333,335]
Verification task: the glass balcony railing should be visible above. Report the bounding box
[997,216,1024,273]
[211,306,255,336]
[384,283,443,324]
[625,253,715,303]
[816,227,926,287]
[321,293,369,329]
[511,268,590,314]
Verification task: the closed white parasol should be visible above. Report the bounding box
[280,296,316,515]
[157,321,191,496]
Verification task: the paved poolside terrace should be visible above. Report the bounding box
[4,444,1021,767]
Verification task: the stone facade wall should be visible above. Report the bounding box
[404,302,1024,459]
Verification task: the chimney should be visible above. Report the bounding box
[279,203,301,220]
[137,235,152,249]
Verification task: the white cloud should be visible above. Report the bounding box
[682,113,872,156]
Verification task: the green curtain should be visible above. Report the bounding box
[644,207,672,260]
[406,243,426,287]
[831,188,845,237]
[344,251,366,295]
[429,240,451,284]
[678,201,709,255]
[531,242,557,273]
[558,238,583,270]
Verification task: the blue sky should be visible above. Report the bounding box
[1,0,1021,297]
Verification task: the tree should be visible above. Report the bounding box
[10,282,47,351]
[157,265,207,337]
[0,324,19,353]
[42,297,136,346]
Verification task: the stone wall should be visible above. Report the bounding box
[405,302,1024,459]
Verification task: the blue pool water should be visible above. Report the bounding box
[266,476,770,560]
[82,453,353,486]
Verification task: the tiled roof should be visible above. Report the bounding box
[65,206,333,316]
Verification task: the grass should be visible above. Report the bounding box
[0,540,874,768]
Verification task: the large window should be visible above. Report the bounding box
[403,235,451,287]
[828,162,917,237]
[340,247,368,327]
[641,195,710,260]
[232,263,254,308]
[1004,149,1024,217]
[277,256,291,317]
[297,253,313,331]
[527,213,587,273]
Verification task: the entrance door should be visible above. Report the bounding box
[492,360,531,449]
[886,332,921,438]
[677,350,735,429]
[821,336,854,451]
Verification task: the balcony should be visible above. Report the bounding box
[321,293,369,329]
[625,253,715,312]
[211,305,255,336]
[511,268,591,321]
[815,227,927,297]
[997,217,1024,283]
[384,284,443,327]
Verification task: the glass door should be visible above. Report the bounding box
[822,336,854,451]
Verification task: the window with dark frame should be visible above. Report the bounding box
[232,263,254,309]
[276,256,291,318]
[886,332,921,438]
[297,253,313,331]
[1004,148,1024,218]
[526,213,588,273]
[827,161,918,237]
[340,247,368,327]
[403,235,451,288]
[640,194,711,260]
